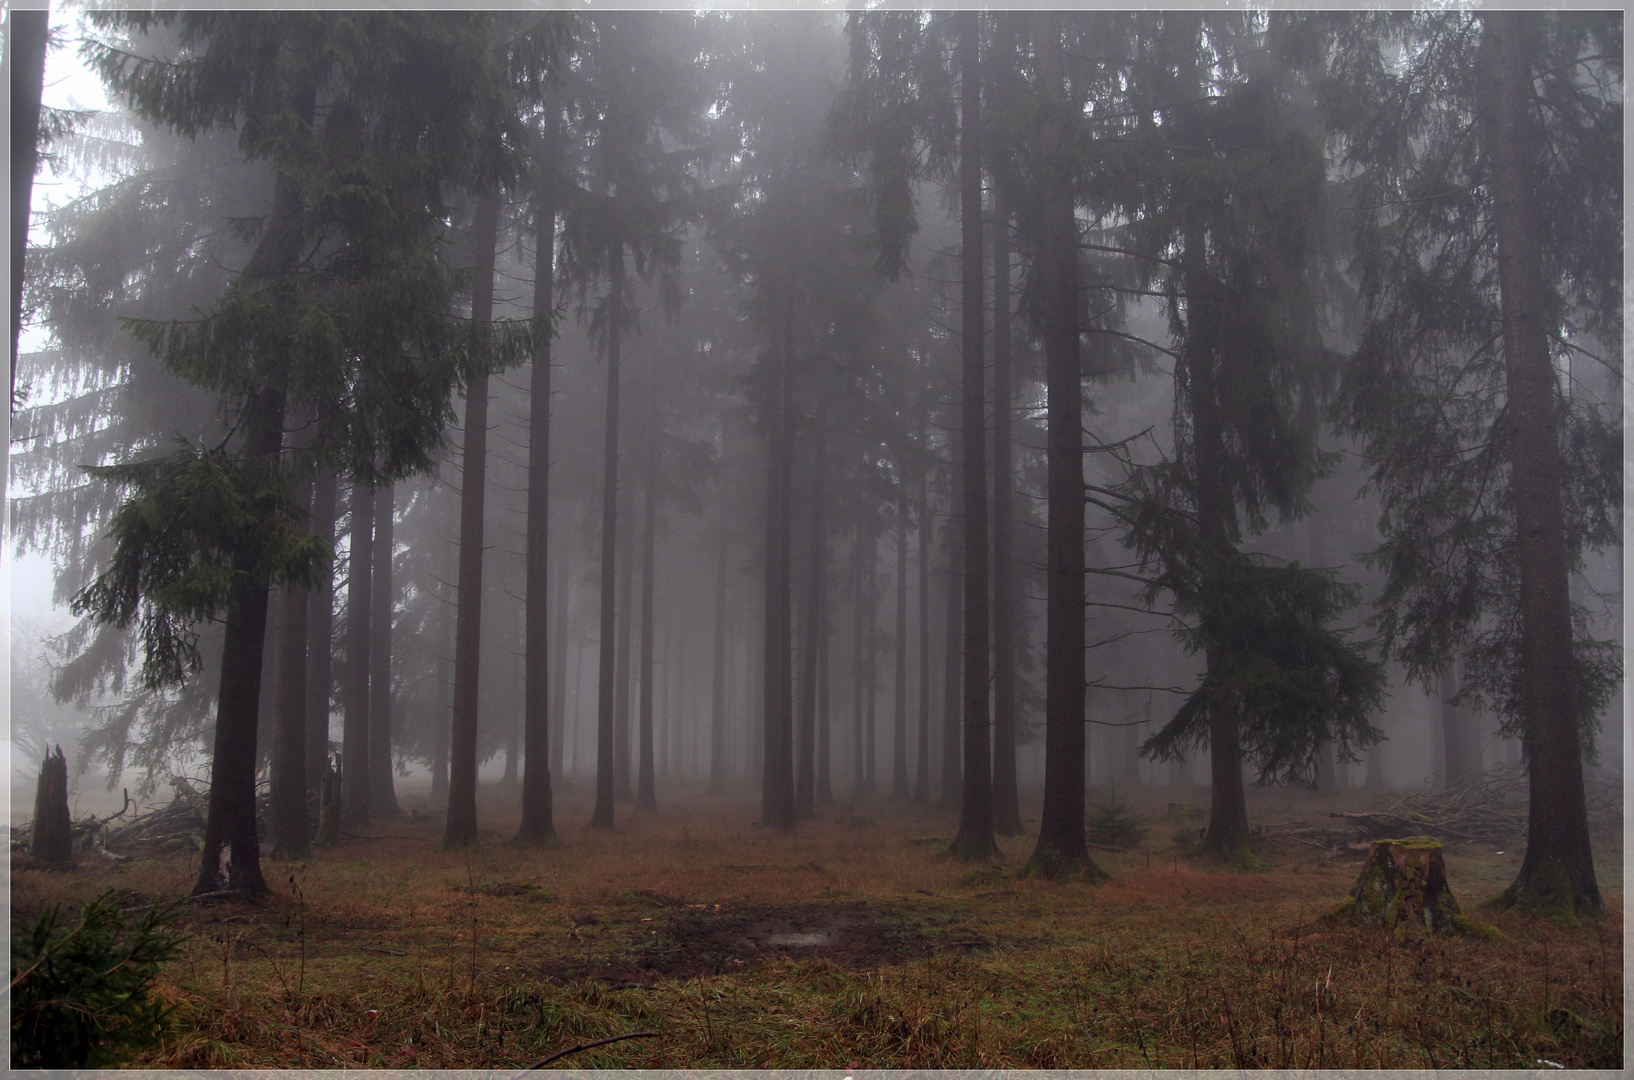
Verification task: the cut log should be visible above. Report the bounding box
[30,747,74,863]
[1330,836,1502,939]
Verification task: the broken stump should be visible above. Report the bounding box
[30,746,74,863]
[1331,836,1499,938]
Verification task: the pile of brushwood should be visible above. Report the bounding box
[1268,767,1620,857]
[12,779,209,862]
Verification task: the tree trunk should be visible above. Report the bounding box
[947,11,997,861]
[796,414,826,813]
[443,177,499,848]
[637,395,659,812]
[913,462,931,804]
[589,251,626,831]
[30,746,72,863]
[516,147,558,844]
[613,443,636,805]
[341,480,372,824]
[709,509,729,795]
[304,469,337,790]
[196,389,283,896]
[1024,13,1102,880]
[368,482,399,817]
[816,579,833,806]
[431,483,454,805]
[548,527,569,787]
[890,485,910,801]
[1336,838,1480,938]
[990,192,1023,837]
[864,529,878,795]
[1441,660,1481,788]
[760,289,797,831]
[939,456,963,808]
[269,477,312,856]
[851,524,868,799]
[9,7,47,404]
[1483,11,1600,915]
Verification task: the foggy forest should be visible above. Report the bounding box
[7,7,1624,1071]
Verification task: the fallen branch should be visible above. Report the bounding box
[521,1031,658,1071]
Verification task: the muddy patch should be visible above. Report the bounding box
[537,900,972,986]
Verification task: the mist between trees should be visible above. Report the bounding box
[8,10,1620,912]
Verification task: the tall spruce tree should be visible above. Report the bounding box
[1321,10,1621,913]
[76,12,529,891]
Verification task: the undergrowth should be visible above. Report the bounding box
[10,782,1623,1068]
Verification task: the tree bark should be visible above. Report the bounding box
[443,177,500,848]
[30,746,72,863]
[890,483,910,800]
[341,480,372,824]
[516,141,558,843]
[613,438,636,805]
[760,289,797,831]
[990,192,1023,837]
[1024,12,1102,880]
[269,477,312,856]
[939,453,963,808]
[709,508,729,795]
[589,252,625,831]
[9,7,48,406]
[913,462,931,804]
[637,393,659,812]
[1483,11,1600,914]
[304,468,337,789]
[816,575,833,805]
[796,413,826,813]
[851,523,869,799]
[949,12,998,861]
[368,482,399,817]
[196,388,283,896]
[548,527,570,785]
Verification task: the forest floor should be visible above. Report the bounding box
[11,780,1624,1069]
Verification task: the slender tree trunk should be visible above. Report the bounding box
[1024,12,1102,880]
[913,463,931,804]
[517,145,559,843]
[342,481,373,824]
[990,192,1022,837]
[1484,11,1600,914]
[368,483,399,816]
[304,469,337,790]
[269,477,312,856]
[613,449,636,804]
[589,252,626,830]
[9,7,47,405]
[816,581,833,806]
[760,290,797,831]
[1440,658,1480,787]
[851,524,867,799]
[549,531,569,787]
[431,481,455,804]
[949,12,997,860]
[864,531,878,795]
[939,454,963,808]
[890,486,910,800]
[257,594,279,771]
[796,414,826,814]
[709,510,729,795]
[637,396,658,812]
[443,178,500,848]
[196,388,283,897]
[1182,213,1253,860]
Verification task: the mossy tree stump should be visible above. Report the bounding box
[1333,836,1481,938]
[30,746,74,863]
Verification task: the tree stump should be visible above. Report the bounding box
[1332,836,1497,938]
[30,746,74,863]
[314,758,339,847]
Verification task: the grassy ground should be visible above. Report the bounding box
[11,780,1623,1069]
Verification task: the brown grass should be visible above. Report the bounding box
[11,780,1623,1069]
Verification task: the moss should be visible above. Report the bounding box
[1448,914,1510,942]
[1481,857,1601,920]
